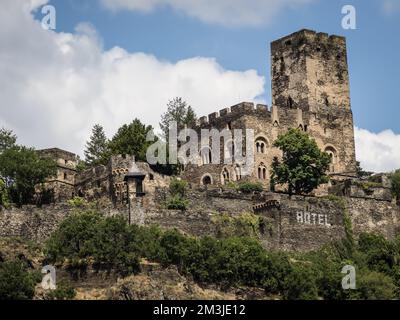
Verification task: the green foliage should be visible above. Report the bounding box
[167,179,188,210]
[67,196,89,208]
[391,169,400,200]
[84,124,110,166]
[45,281,76,300]
[0,261,38,300]
[0,146,57,206]
[75,160,88,173]
[169,178,187,197]
[166,194,189,210]
[271,128,331,195]
[212,212,263,238]
[238,182,263,193]
[159,97,197,139]
[109,119,154,161]
[45,211,140,276]
[356,161,372,178]
[0,128,17,153]
[351,271,396,300]
[283,264,319,300]
[0,178,9,208]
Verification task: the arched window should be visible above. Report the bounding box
[324,146,338,172]
[257,163,267,180]
[255,138,267,154]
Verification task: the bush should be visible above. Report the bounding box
[166,194,188,210]
[351,271,396,300]
[0,178,9,208]
[45,281,76,300]
[0,261,38,300]
[45,211,141,275]
[391,169,400,200]
[238,182,263,193]
[67,196,88,208]
[283,264,319,300]
[169,178,188,197]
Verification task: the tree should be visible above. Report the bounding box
[356,161,372,178]
[0,128,17,153]
[84,124,110,166]
[271,128,331,195]
[391,169,400,200]
[0,261,38,300]
[109,119,154,161]
[0,146,57,206]
[160,97,197,139]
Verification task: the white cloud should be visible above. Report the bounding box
[355,127,400,173]
[100,0,314,27]
[0,0,265,157]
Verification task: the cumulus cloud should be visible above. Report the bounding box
[100,0,314,27]
[355,127,400,173]
[0,0,265,157]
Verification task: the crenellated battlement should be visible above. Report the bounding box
[197,102,270,126]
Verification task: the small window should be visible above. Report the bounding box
[64,173,67,180]
[304,125,308,132]
[149,174,154,181]
[65,159,68,165]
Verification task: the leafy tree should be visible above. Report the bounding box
[0,128,17,153]
[0,261,38,300]
[356,161,372,178]
[84,124,110,166]
[391,169,400,200]
[0,146,57,206]
[0,178,9,207]
[160,97,197,139]
[271,128,331,195]
[109,119,154,161]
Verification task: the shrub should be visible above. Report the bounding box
[0,261,38,300]
[67,196,88,208]
[169,178,188,197]
[351,271,396,300]
[45,281,76,300]
[45,211,141,276]
[283,264,319,300]
[391,169,400,200]
[166,194,188,210]
[238,182,263,193]
[0,178,9,208]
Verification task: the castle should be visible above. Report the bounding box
[37,29,357,203]
[3,30,398,251]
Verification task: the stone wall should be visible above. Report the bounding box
[1,189,399,252]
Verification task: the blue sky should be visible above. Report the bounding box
[43,0,400,133]
[1,0,399,172]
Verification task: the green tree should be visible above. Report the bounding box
[160,97,197,139]
[391,169,400,200]
[109,119,154,161]
[0,178,9,207]
[84,124,110,166]
[0,261,38,300]
[0,146,57,206]
[0,128,17,153]
[271,128,331,195]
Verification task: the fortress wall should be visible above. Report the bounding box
[1,190,398,252]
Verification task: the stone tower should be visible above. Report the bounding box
[271,29,351,112]
[271,29,357,176]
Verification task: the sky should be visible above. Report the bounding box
[0,0,399,172]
